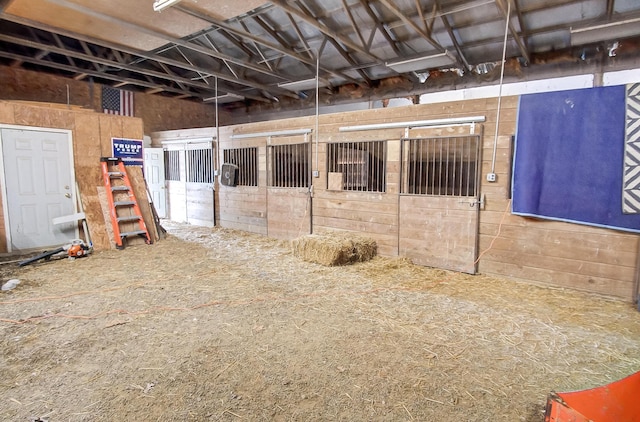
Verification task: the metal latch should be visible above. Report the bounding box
[459,194,485,210]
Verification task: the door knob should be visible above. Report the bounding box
[65,193,72,198]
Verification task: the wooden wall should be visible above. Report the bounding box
[0,100,157,252]
[0,65,228,133]
[152,95,639,301]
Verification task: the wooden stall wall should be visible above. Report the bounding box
[0,100,157,253]
[217,126,268,235]
[152,94,639,301]
[151,127,217,226]
[312,122,400,257]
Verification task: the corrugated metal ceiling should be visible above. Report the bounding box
[1,0,639,111]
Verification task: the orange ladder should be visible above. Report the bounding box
[100,157,151,249]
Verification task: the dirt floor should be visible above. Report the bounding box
[1,221,639,422]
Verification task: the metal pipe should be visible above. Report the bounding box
[315,53,320,172]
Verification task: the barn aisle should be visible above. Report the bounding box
[0,221,638,421]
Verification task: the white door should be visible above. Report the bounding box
[143,147,166,218]
[1,128,77,251]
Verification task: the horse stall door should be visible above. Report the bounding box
[266,142,311,239]
[184,143,215,227]
[398,135,482,274]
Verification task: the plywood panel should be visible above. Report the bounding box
[74,113,102,166]
[128,165,160,243]
[0,102,15,124]
[13,103,74,129]
[93,186,115,250]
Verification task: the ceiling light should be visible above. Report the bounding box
[570,17,640,46]
[153,0,182,12]
[386,51,455,73]
[203,93,244,104]
[414,72,429,83]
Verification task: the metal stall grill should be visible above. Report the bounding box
[187,148,213,183]
[223,147,258,186]
[268,143,310,188]
[401,135,480,196]
[327,141,386,192]
[164,150,180,181]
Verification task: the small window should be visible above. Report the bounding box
[164,150,180,181]
[223,147,258,186]
[269,143,309,188]
[187,148,213,183]
[327,141,386,192]
[402,135,480,196]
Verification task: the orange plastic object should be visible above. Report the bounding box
[544,370,640,422]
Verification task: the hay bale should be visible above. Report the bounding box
[291,232,377,266]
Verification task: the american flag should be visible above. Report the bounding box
[102,86,134,116]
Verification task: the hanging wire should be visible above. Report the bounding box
[490,0,511,175]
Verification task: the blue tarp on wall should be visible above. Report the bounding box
[512,85,640,233]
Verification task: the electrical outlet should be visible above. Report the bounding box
[486,173,497,182]
[313,170,320,178]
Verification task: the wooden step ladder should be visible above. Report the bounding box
[100,157,151,249]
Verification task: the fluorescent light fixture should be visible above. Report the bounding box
[386,51,455,73]
[231,128,313,139]
[570,17,640,46]
[203,93,244,104]
[278,78,327,92]
[153,0,182,12]
[339,116,485,132]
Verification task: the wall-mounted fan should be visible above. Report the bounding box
[220,163,239,187]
